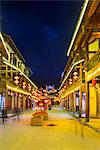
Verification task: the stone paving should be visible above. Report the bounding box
[0,110,100,150]
[68,111,100,133]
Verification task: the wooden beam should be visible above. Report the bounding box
[92,32,100,38]
[87,23,100,29]
[88,0,99,17]
[0,70,18,74]
[88,51,97,53]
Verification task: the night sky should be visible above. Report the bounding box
[1,0,83,89]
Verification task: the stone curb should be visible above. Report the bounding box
[83,122,100,134]
[67,111,100,134]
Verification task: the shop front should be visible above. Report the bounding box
[75,91,80,112]
[87,63,100,118]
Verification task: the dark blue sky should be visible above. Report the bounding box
[1,1,83,89]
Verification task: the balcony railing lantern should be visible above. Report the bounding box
[14,76,19,85]
[69,78,72,85]
[22,82,26,89]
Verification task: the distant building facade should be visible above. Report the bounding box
[0,32,38,112]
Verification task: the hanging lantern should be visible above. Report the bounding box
[14,76,19,85]
[32,89,35,94]
[22,82,26,89]
[73,75,78,79]
[69,78,72,85]
[19,94,22,97]
[44,100,48,103]
[66,82,69,87]
[14,80,19,84]
[34,91,38,96]
[62,88,64,92]
[73,71,78,80]
[14,76,19,80]
[92,79,97,86]
[10,92,13,96]
[16,93,18,97]
[40,96,44,99]
[8,90,11,95]
[29,86,31,91]
[73,71,78,76]
[32,91,35,96]
[44,93,48,96]
[39,102,43,107]
[28,83,31,91]
[64,85,66,89]
[29,87,31,91]
[35,100,38,103]
[35,106,38,110]
[28,96,31,99]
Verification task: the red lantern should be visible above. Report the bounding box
[14,76,19,85]
[92,79,97,86]
[39,102,43,107]
[69,78,72,85]
[44,100,48,103]
[22,82,26,89]
[8,90,10,95]
[35,100,38,103]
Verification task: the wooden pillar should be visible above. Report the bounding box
[14,92,18,108]
[5,65,8,110]
[70,93,74,112]
[23,96,26,110]
[85,44,89,122]
[85,80,89,122]
[12,94,14,110]
[2,91,6,110]
[69,94,71,111]
[18,96,20,109]
[79,63,83,117]
[73,92,76,113]
[68,95,69,110]
[10,55,14,83]
[72,93,74,112]
[66,96,68,110]
[30,98,32,109]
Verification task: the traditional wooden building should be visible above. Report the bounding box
[0,32,38,112]
[59,0,100,121]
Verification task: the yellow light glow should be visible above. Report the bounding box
[35,106,38,110]
[89,86,97,117]
[7,84,38,100]
[7,84,31,96]
[61,86,80,99]
[67,0,89,56]
[35,100,38,103]
[87,68,100,80]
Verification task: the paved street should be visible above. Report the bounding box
[0,110,100,150]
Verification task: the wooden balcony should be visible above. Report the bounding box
[87,63,100,82]
[61,79,85,99]
[87,50,100,71]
